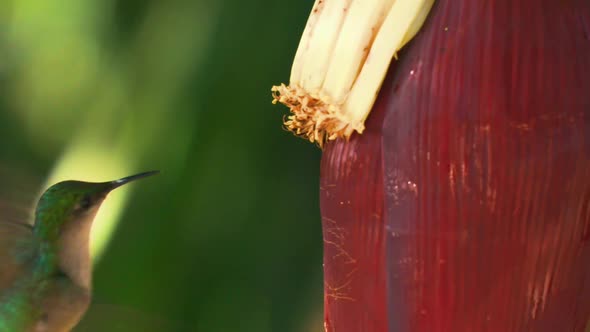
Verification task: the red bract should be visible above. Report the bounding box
[320,1,590,331]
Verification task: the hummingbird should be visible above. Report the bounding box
[0,171,158,332]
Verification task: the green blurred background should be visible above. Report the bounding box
[0,0,323,331]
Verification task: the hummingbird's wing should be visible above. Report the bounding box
[0,221,37,288]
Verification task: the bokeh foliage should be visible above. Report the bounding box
[0,0,323,331]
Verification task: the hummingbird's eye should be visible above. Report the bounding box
[79,195,92,210]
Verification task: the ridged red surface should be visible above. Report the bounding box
[321,83,388,332]
[320,1,590,331]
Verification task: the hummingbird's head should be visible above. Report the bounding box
[33,171,159,240]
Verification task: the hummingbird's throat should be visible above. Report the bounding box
[55,210,98,289]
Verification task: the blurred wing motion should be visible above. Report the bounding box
[0,161,41,287]
[0,221,36,288]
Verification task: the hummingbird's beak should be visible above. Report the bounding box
[109,170,160,190]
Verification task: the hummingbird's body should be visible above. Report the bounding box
[0,172,157,332]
